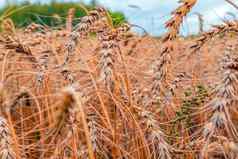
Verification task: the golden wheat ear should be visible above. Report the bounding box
[63,7,107,66]
[140,110,172,159]
[1,18,16,35]
[201,46,238,158]
[50,87,96,159]
[149,0,197,113]
[191,21,238,52]
[163,0,197,42]
[0,116,17,159]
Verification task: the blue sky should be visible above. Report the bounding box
[1,0,238,36]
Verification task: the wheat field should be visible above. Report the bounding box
[0,1,238,158]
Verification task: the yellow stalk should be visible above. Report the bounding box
[73,91,95,159]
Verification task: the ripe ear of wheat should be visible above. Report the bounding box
[0,116,16,159]
[201,45,238,158]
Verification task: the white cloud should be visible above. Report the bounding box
[1,0,238,36]
[205,4,236,23]
[0,0,5,7]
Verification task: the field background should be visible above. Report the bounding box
[1,0,238,159]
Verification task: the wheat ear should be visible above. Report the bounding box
[51,87,95,159]
[201,46,238,157]
[150,0,197,105]
[140,110,172,159]
[163,0,197,42]
[63,7,106,65]
[191,20,238,52]
[0,116,16,159]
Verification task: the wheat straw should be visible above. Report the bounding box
[66,8,75,33]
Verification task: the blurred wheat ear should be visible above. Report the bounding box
[0,116,17,159]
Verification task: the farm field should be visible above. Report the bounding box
[1,0,238,158]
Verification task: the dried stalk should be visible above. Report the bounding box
[66,8,75,33]
[225,0,238,10]
[191,20,238,52]
[51,87,95,159]
[163,0,197,42]
[194,12,204,33]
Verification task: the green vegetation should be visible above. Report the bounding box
[170,85,209,138]
[175,84,208,125]
[0,1,126,28]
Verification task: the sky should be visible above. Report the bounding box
[1,0,238,36]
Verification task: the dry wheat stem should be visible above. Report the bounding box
[225,0,238,10]
[66,8,75,33]
[194,12,204,33]
[191,20,238,52]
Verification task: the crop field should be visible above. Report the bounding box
[0,0,238,158]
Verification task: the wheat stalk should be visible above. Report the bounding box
[98,39,116,92]
[0,116,16,159]
[150,52,170,105]
[201,46,238,158]
[139,110,172,159]
[150,0,197,105]
[97,24,118,92]
[66,8,75,33]
[225,0,238,10]
[191,20,238,52]
[63,7,106,65]
[50,86,95,159]
[194,12,204,33]
[163,0,197,42]
[132,81,172,158]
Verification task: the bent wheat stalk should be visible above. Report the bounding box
[163,0,197,42]
[191,20,238,52]
[150,0,197,106]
